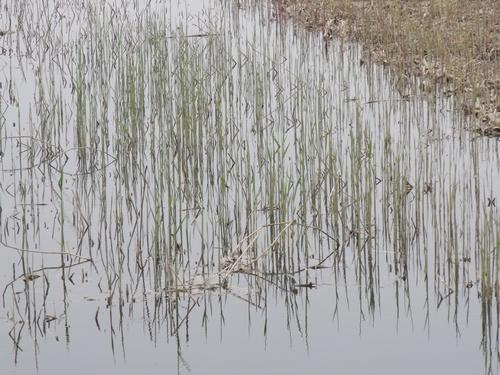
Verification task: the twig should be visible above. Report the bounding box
[2,260,91,306]
[0,239,92,262]
[221,221,294,279]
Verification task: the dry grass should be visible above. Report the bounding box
[273,0,500,129]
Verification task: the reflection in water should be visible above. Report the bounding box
[0,0,499,374]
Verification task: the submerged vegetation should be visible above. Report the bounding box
[0,0,499,373]
[273,0,500,130]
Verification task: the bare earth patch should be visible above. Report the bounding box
[272,0,499,131]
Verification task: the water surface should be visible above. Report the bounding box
[0,0,499,374]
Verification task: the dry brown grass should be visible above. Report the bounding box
[273,0,499,129]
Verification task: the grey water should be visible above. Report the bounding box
[0,0,499,374]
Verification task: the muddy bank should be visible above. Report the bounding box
[272,0,499,130]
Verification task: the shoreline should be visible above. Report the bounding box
[272,0,499,131]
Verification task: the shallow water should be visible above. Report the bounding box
[1,0,499,374]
